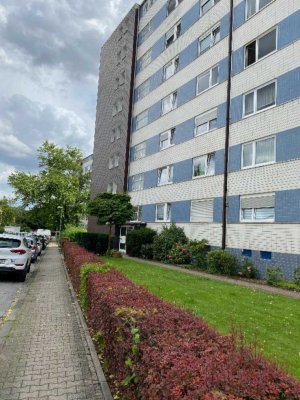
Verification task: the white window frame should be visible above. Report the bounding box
[194,108,218,137]
[114,155,119,168]
[200,0,220,16]
[245,0,273,20]
[243,80,276,117]
[159,128,175,150]
[156,203,171,222]
[133,142,146,160]
[131,206,142,222]
[196,65,219,95]
[244,27,277,68]
[161,91,177,115]
[240,194,275,223]
[163,56,180,81]
[198,25,221,55]
[107,182,117,194]
[193,153,215,178]
[140,49,152,71]
[108,157,114,170]
[165,21,181,48]
[131,174,144,191]
[136,79,150,101]
[167,0,183,16]
[135,110,149,130]
[241,136,276,169]
[157,165,173,186]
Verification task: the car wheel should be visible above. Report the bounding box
[31,258,35,264]
[17,269,26,282]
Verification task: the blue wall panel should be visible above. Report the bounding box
[144,170,157,189]
[278,10,300,49]
[171,200,191,222]
[152,4,168,31]
[220,13,230,40]
[148,101,162,124]
[213,197,223,223]
[230,94,243,123]
[152,37,165,61]
[142,204,156,222]
[146,135,159,156]
[177,78,197,106]
[175,118,195,144]
[179,40,198,71]
[227,195,240,223]
[181,3,200,34]
[275,189,300,223]
[128,176,133,192]
[219,57,229,83]
[233,1,245,29]
[229,144,241,172]
[277,67,300,105]
[232,47,244,76]
[173,159,193,183]
[217,102,227,129]
[277,127,300,163]
[150,68,163,91]
[215,149,225,175]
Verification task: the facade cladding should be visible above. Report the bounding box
[91,0,300,277]
[88,5,139,233]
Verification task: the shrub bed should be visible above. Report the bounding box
[86,267,300,400]
[73,232,109,254]
[126,228,157,257]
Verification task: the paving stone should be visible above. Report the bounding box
[0,245,105,399]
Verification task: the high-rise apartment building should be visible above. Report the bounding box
[90,0,300,277]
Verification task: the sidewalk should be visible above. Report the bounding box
[0,244,111,400]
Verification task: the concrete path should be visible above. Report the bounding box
[0,244,110,400]
[125,256,300,299]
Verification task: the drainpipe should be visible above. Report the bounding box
[222,0,234,250]
[124,6,139,192]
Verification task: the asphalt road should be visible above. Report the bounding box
[0,260,39,322]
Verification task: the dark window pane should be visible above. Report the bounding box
[258,29,277,59]
[245,41,256,66]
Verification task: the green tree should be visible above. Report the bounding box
[88,193,134,252]
[0,198,17,229]
[8,141,90,231]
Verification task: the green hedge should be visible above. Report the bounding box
[74,232,109,255]
[126,228,157,257]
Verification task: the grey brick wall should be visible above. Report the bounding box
[89,6,138,233]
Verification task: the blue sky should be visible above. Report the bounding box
[0,0,137,197]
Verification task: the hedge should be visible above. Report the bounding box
[73,232,109,254]
[126,228,157,257]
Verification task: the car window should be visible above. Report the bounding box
[0,238,21,248]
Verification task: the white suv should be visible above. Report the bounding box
[0,234,32,281]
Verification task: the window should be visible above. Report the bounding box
[244,81,276,116]
[156,203,171,222]
[140,21,151,43]
[201,0,220,15]
[139,49,152,70]
[158,165,173,185]
[141,0,157,16]
[160,128,175,150]
[135,110,148,130]
[242,136,275,168]
[190,199,213,222]
[162,92,177,115]
[136,80,150,101]
[199,26,220,54]
[240,193,275,222]
[131,173,144,191]
[112,99,123,116]
[107,182,117,194]
[242,249,252,257]
[260,251,272,259]
[132,142,146,160]
[131,206,142,222]
[167,0,183,15]
[109,155,119,169]
[197,65,219,94]
[165,21,181,48]
[246,0,273,19]
[163,56,179,80]
[195,108,217,136]
[193,153,215,177]
[245,28,277,67]
[111,127,121,143]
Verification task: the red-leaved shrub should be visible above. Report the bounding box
[87,270,300,400]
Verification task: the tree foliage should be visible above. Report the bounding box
[0,198,17,228]
[8,141,90,230]
[88,192,134,251]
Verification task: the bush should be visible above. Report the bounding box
[153,224,188,262]
[238,259,259,279]
[126,228,157,257]
[266,267,284,285]
[87,268,300,400]
[167,243,191,265]
[74,232,109,254]
[61,224,86,241]
[207,250,239,276]
[140,243,154,260]
[294,267,300,286]
[188,239,210,270]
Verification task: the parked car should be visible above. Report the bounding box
[25,236,39,263]
[0,234,32,281]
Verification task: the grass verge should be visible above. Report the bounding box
[103,256,300,380]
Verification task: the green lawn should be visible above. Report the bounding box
[103,256,300,380]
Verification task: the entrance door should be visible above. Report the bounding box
[119,226,134,253]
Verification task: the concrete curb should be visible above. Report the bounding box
[59,247,113,400]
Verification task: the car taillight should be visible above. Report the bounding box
[10,249,26,255]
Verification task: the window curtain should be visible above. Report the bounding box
[257,83,275,110]
[255,137,274,164]
[246,0,256,18]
